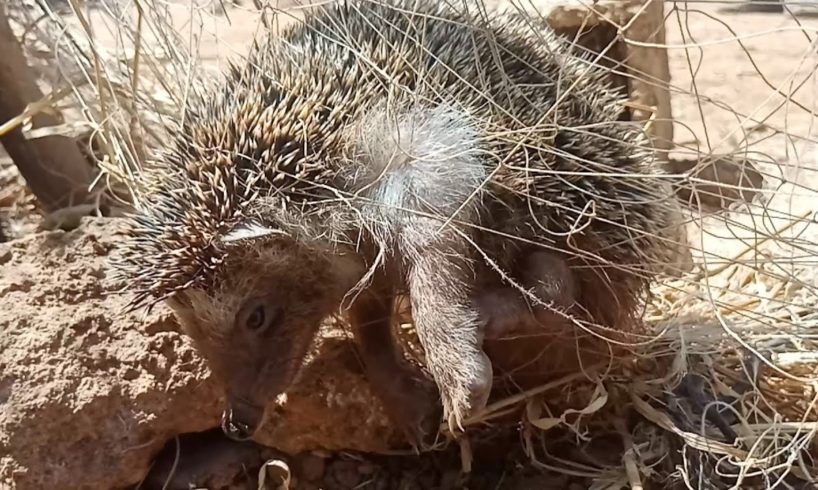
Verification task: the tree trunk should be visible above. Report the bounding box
[0,4,93,211]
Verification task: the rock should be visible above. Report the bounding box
[252,329,397,455]
[0,218,397,490]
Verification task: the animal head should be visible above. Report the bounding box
[110,11,368,440]
[162,224,360,440]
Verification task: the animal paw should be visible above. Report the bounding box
[434,349,493,434]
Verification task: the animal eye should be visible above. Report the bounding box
[241,301,284,334]
[246,305,266,331]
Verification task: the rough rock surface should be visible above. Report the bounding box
[0,218,396,490]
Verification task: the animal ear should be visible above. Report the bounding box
[222,221,285,243]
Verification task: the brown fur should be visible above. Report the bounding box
[168,239,363,402]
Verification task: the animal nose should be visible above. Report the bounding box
[221,397,264,442]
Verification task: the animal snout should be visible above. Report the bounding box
[221,397,264,441]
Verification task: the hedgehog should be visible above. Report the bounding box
[114,0,685,446]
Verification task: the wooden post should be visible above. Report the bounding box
[0,4,93,211]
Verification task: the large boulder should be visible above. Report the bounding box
[0,218,396,490]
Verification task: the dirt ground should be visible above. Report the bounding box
[1,1,817,489]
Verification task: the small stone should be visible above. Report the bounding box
[258,459,291,490]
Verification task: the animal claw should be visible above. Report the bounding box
[436,349,493,437]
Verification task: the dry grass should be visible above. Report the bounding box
[6,0,818,488]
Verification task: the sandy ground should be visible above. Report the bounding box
[660,4,818,273]
[666,4,817,155]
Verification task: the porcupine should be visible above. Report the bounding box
[114,0,685,446]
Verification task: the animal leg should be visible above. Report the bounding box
[348,287,440,448]
[519,251,577,316]
[404,225,493,432]
[473,286,531,340]
[474,251,579,339]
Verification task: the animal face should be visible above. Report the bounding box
[167,240,352,440]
